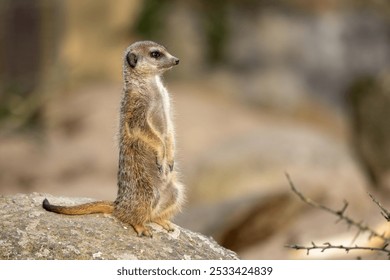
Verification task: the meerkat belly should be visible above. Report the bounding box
[117,141,164,194]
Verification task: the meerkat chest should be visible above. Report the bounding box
[155,76,170,113]
[153,76,172,132]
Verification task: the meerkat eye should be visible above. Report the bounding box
[150,51,162,59]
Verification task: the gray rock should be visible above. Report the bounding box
[0,193,239,260]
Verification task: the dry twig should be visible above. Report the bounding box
[287,242,390,257]
[285,173,390,258]
[368,193,390,222]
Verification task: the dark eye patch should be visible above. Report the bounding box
[150,51,162,59]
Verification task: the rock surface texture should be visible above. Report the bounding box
[0,193,239,260]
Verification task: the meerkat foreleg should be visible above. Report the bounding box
[165,133,175,171]
[125,121,166,173]
[145,113,170,173]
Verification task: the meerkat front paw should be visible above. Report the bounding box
[156,156,164,174]
[168,160,174,172]
[166,150,174,172]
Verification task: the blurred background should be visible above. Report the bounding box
[1,0,390,259]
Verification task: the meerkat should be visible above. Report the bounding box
[43,41,184,237]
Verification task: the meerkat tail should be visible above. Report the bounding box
[42,198,114,215]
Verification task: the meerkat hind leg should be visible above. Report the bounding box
[151,181,181,232]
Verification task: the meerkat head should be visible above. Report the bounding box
[124,41,179,77]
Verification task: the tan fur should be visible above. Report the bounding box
[42,199,114,215]
[43,41,184,237]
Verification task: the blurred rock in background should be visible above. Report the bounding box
[347,72,390,193]
[1,0,390,259]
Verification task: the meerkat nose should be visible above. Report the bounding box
[174,58,180,65]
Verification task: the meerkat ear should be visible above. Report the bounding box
[126,52,138,68]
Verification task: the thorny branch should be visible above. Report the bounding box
[285,173,390,258]
[368,193,390,222]
[287,242,390,257]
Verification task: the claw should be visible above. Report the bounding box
[133,224,153,238]
[156,157,163,174]
[153,219,174,232]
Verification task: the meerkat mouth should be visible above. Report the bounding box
[161,65,175,70]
